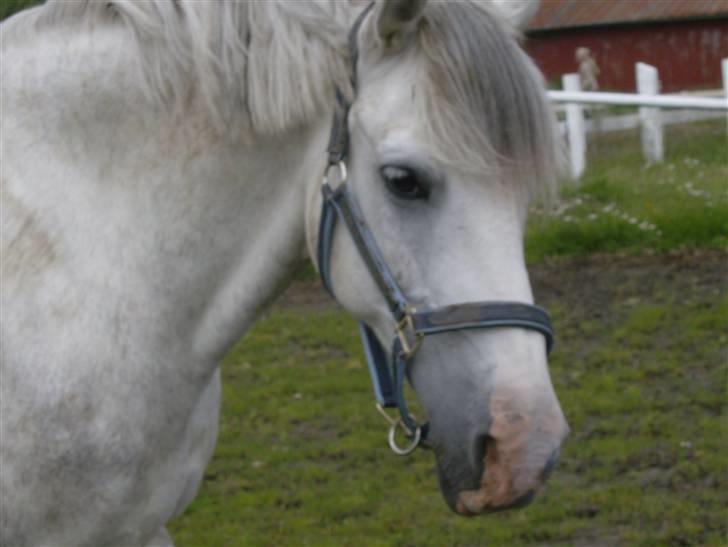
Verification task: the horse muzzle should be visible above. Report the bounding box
[433,387,570,516]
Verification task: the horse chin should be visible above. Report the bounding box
[436,461,538,517]
[432,447,482,515]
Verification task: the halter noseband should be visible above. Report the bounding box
[316,4,554,455]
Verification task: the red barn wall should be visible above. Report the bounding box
[525,19,728,92]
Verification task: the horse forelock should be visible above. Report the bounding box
[416,2,563,197]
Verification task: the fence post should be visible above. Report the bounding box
[562,73,586,179]
[636,62,663,163]
[723,59,728,129]
[723,59,728,122]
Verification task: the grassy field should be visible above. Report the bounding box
[170,121,727,546]
[526,120,727,261]
[170,253,726,547]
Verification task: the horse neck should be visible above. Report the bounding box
[3,19,331,367]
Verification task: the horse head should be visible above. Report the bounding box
[306,0,568,515]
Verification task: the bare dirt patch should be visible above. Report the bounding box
[277,250,726,314]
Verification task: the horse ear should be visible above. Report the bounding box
[490,0,539,30]
[375,0,428,50]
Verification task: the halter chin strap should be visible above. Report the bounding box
[316,3,555,455]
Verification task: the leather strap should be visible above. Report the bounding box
[359,324,397,407]
[326,3,375,166]
[320,184,410,319]
[327,89,350,166]
[317,183,338,295]
[412,302,554,353]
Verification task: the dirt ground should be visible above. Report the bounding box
[277,250,726,315]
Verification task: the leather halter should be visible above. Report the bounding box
[316,4,554,455]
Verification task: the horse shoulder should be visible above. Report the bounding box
[1,180,57,286]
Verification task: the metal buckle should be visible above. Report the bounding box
[323,161,347,188]
[395,313,422,360]
[375,403,421,456]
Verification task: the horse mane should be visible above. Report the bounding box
[5,0,560,194]
[6,0,358,135]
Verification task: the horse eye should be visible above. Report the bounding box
[380,165,429,200]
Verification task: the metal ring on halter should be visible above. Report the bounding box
[388,421,422,456]
[376,403,421,455]
[323,161,347,186]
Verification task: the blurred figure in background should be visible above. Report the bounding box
[576,46,600,91]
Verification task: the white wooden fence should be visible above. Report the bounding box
[549,59,728,179]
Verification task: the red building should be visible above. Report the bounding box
[525,0,728,92]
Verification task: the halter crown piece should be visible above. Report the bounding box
[316,4,555,455]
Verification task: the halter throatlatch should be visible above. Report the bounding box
[317,4,555,456]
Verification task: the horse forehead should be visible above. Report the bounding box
[355,58,427,134]
[354,90,427,153]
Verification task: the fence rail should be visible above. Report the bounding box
[561,110,725,135]
[549,59,728,179]
[548,90,727,110]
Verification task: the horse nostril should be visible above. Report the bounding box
[472,433,489,468]
[541,448,560,480]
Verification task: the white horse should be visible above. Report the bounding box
[1,1,568,545]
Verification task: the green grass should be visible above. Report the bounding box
[526,120,728,261]
[0,0,42,21]
[170,254,727,545]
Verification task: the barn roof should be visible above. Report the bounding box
[527,0,728,32]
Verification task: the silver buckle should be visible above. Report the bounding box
[395,313,422,360]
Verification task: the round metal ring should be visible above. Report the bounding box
[387,421,421,456]
[323,161,347,186]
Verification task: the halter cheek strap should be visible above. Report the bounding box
[316,3,555,456]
